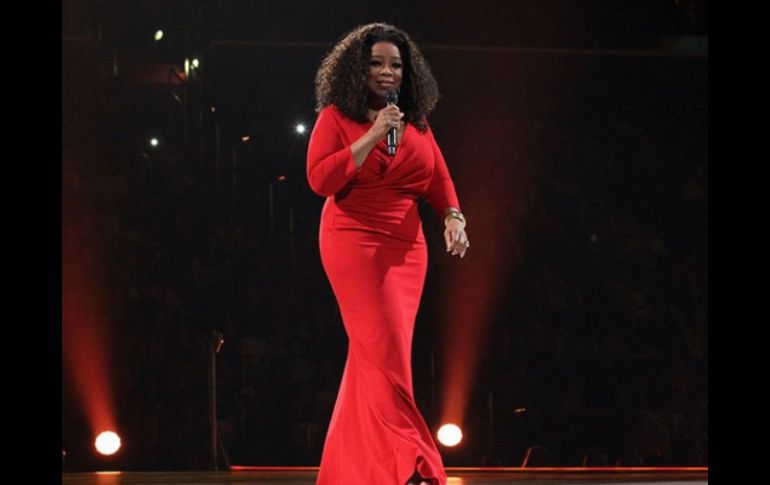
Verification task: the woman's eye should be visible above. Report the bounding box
[393,63,402,68]
[370,60,380,66]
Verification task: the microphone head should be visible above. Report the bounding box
[385,90,398,105]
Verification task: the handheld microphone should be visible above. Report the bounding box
[385,90,398,156]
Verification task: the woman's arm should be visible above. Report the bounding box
[423,125,461,217]
[423,125,469,257]
[349,131,378,168]
[307,106,404,196]
[306,108,361,197]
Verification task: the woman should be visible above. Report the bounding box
[307,22,469,485]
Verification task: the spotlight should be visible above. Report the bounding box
[94,431,121,456]
[149,138,159,147]
[154,30,164,41]
[241,135,250,143]
[191,58,200,69]
[277,175,287,181]
[437,423,463,447]
[295,123,306,134]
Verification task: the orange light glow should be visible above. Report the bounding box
[439,116,527,436]
[241,135,251,143]
[63,190,116,440]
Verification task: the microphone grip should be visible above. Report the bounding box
[387,127,397,155]
[385,94,399,156]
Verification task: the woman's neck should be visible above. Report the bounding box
[367,95,387,112]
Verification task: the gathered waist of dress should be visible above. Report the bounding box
[321,195,426,247]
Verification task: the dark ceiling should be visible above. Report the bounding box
[62,0,708,174]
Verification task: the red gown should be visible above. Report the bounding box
[307,104,460,485]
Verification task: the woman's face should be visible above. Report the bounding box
[367,41,403,102]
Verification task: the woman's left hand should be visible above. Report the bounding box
[444,219,469,258]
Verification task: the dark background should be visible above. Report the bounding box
[61,0,707,471]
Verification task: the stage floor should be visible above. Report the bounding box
[62,468,708,484]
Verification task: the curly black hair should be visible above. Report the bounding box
[314,22,440,133]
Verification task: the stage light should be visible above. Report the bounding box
[210,106,216,113]
[154,30,164,41]
[241,135,250,143]
[191,58,200,69]
[296,123,306,134]
[184,59,190,76]
[437,423,463,447]
[94,431,121,456]
[149,138,159,147]
[277,175,287,181]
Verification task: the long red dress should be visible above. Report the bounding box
[307,104,460,485]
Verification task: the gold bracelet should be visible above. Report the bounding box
[444,210,466,227]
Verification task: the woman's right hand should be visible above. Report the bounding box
[369,105,404,141]
[351,105,405,168]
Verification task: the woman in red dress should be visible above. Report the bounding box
[307,22,469,485]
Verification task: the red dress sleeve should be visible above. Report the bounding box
[306,106,361,196]
[423,124,461,217]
